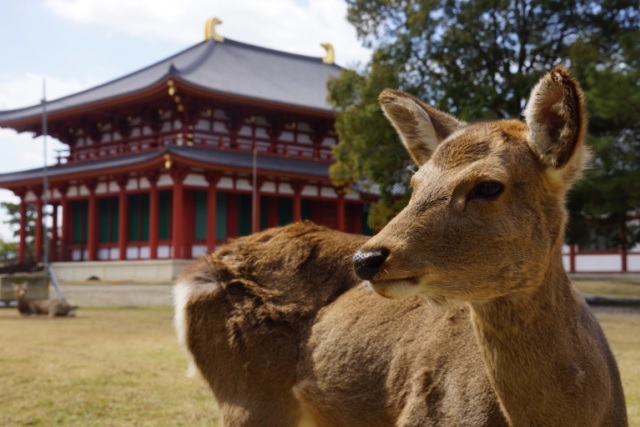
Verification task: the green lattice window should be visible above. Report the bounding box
[238,194,252,236]
[71,200,88,243]
[128,193,149,241]
[301,199,312,221]
[158,191,171,240]
[194,190,207,240]
[278,197,293,226]
[216,192,227,241]
[98,197,119,243]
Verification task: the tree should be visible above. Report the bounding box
[0,239,18,264]
[566,23,640,249]
[1,202,39,263]
[329,0,640,230]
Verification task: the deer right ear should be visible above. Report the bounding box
[379,89,464,166]
[524,67,588,185]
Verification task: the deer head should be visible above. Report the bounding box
[353,67,589,303]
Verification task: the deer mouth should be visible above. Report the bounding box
[367,277,421,300]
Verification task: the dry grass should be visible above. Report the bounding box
[0,304,638,426]
[0,307,218,426]
[595,308,640,426]
[574,279,640,299]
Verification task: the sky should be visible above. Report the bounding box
[0,0,372,241]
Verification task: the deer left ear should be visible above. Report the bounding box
[524,67,589,184]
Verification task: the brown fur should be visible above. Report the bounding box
[358,66,627,426]
[13,283,77,317]
[174,67,627,426]
[175,222,505,426]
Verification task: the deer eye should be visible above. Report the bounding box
[468,181,504,201]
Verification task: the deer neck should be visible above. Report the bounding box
[468,256,589,425]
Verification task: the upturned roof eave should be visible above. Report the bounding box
[0,77,175,132]
[0,151,168,190]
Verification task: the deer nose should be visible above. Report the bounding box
[353,247,390,281]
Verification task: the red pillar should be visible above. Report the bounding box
[117,177,129,260]
[51,204,58,262]
[18,195,27,264]
[206,173,220,253]
[569,244,576,274]
[171,169,186,258]
[337,192,346,232]
[292,182,303,222]
[267,198,278,228]
[226,193,239,239]
[621,225,628,273]
[252,178,264,234]
[59,188,69,262]
[34,192,43,263]
[148,174,159,260]
[87,181,98,261]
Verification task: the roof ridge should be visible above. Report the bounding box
[221,37,341,67]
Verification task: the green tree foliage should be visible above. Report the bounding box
[1,201,38,263]
[0,240,18,264]
[329,0,640,232]
[567,28,640,248]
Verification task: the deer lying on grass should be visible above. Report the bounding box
[175,67,627,426]
[13,283,77,317]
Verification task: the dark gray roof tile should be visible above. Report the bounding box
[0,39,341,126]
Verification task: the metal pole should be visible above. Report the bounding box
[42,78,49,274]
[42,79,65,299]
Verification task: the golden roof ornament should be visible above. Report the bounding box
[320,42,335,64]
[204,17,224,42]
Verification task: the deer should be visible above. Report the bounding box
[13,282,77,317]
[174,67,627,426]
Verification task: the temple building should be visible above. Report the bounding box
[0,21,372,281]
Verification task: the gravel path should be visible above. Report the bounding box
[49,284,174,307]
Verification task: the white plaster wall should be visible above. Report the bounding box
[67,186,79,197]
[158,245,171,258]
[236,178,252,191]
[191,245,208,258]
[52,259,192,283]
[302,185,317,197]
[218,177,233,189]
[320,187,337,198]
[627,255,640,272]
[279,183,293,195]
[575,255,622,272]
[261,182,276,193]
[96,182,108,194]
[139,177,150,189]
[184,174,208,187]
[158,174,172,187]
[24,192,37,203]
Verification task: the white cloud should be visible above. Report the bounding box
[0,72,97,110]
[43,0,371,66]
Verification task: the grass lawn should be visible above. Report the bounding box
[574,278,640,299]
[0,307,218,426]
[1,303,638,426]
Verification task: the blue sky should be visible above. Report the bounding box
[0,0,371,241]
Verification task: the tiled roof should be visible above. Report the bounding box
[0,145,330,186]
[0,38,342,126]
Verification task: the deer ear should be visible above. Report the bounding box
[524,67,589,183]
[379,89,464,166]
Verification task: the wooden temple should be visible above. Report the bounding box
[0,23,372,280]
